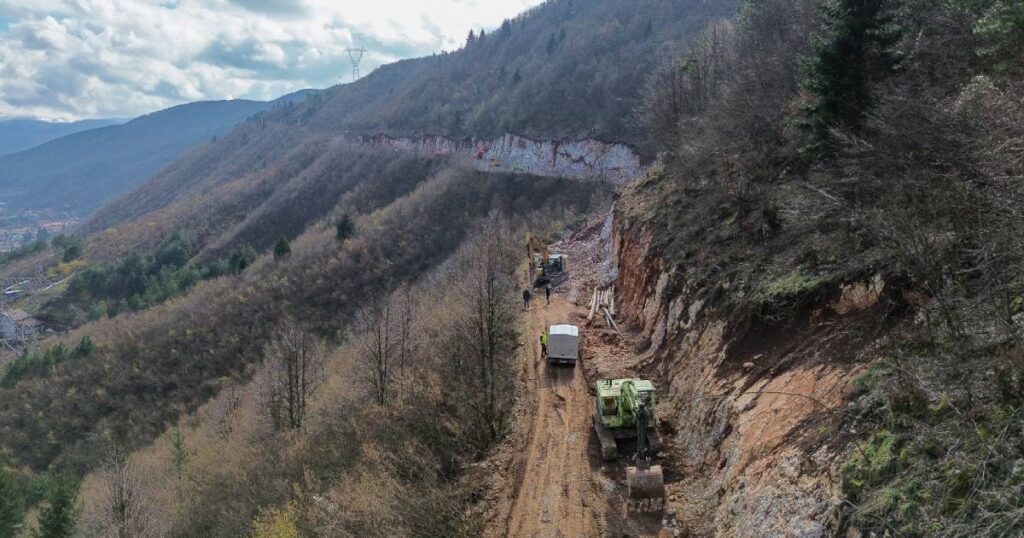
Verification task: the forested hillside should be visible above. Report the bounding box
[3,0,1021,534]
[83,0,734,235]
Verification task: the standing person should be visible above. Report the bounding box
[523,288,531,310]
[540,330,548,358]
[545,283,551,305]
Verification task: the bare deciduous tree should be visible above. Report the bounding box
[260,319,326,431]
[448,225,520,446]
[352,285,419,407]
[102,452,154,538]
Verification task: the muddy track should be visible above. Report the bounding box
[504,296,606,538]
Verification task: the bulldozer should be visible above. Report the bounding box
[594,378,666,513]
[526,233,568,288]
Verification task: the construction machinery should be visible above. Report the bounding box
[526,233,568,288]
[594,378,666,513]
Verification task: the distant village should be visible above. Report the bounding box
[0,202,78,251]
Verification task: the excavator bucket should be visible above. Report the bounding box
[625,464,666,513]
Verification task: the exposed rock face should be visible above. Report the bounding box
[340,133,645,184]
[609,211,889,537]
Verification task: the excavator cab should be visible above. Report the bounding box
[526,233,569,288]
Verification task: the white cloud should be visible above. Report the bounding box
[0,0,543,120]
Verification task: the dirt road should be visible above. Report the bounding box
[503,295,607,538]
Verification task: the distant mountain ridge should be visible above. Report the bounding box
[0,118,125,156]
[0,89,317,216]
[84,0,736,237]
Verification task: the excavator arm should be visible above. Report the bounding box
[526,233,550,267]
[622,381,665,513]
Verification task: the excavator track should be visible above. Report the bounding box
[594,415,619,461]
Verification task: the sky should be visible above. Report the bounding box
[0,0,545,121]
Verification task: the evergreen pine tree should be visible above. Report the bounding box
[802,0,901,141]
[0,467,25,538]
[273,237,291,260]
[336,215,355,242]
[35,480,77,538]
[972,0,1024,77]
[171,427,189,480]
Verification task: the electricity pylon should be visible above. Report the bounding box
[346,47,367,81]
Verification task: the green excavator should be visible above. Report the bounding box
[594,378,666,513]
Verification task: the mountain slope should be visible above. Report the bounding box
[0,118,123,155]
[0,90,316,216]
[82,0,735,236]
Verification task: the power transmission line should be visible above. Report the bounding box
[346,47,367,81]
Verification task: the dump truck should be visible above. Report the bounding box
[594,378,666,513]
[526,233,568,288]
[546,324,579,366]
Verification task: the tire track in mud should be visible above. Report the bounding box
[505,296,604,538]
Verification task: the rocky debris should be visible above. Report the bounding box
[549,221,615,293]
[831,274,885,315]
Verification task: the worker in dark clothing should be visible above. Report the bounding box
[540,330,548,358]
[545,283,551,305]
[523,288,531,310]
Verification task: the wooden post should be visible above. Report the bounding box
[587,287,599,325]
[603,306,620,335]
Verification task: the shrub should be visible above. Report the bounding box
[251,502,300,538]
[273,237,291,260]
[36,478,79,538]
[0,467,25,537]
[335,215,355,242]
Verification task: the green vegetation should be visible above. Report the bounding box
[761,270,830,301]
[801,0,901,140]
[273,236,291,260]
[51,235,84,263]
[336,215,355,242]
[840,347,1024,536]
[0,239,47,266]
[965,0,1024,77]
[34,478,78,538]
[0,467,25,537]
[251,502,300,538]
[67,233,200,317]
[42,234,262,326]
[170,427,188,480]
[0,337,96,388]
